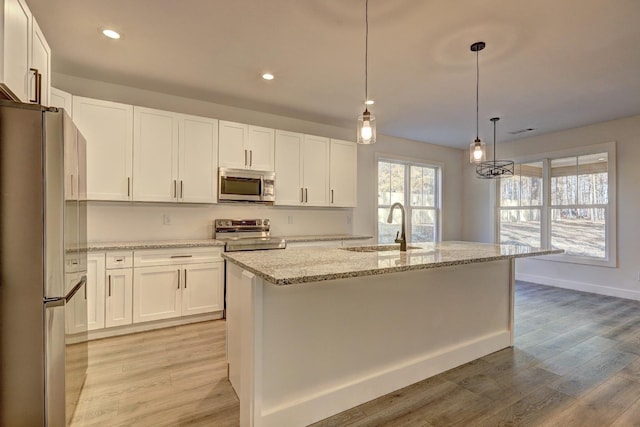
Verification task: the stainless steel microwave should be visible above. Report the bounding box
[218,168,275,203]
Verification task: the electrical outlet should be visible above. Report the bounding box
[163,214,172,225]
[287,215,294,224]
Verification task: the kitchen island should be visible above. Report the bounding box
[223,241,561,427]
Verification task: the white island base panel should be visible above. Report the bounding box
[226,259,515,427]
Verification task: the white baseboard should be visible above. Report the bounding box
[516,273,640,301]
[259,331,511,427]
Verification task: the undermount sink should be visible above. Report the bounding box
[341,244,421,253]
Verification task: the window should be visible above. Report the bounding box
[497,142,616,266]
[377,158,440,244]
[499,162,543,248]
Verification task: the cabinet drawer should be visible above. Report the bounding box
[106,251,133,269]
[134,247,222,267]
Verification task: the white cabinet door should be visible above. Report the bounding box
[219,120,248,169]
[65,273,88,335]
[179,115,218,203]
[1,0,31,102]
[302,135,330,206]
[181,262,224,316]
[72,96,133,201]
[247,125,274,171]
[329,139,357,207]
[133,106,179,202]
[50,87,73,116]
[30,18,50,106]
[86,253,106,331]
[133,266,182,323]
[274,130,303,206]
[106,268,133,327]
[63,113,78,200]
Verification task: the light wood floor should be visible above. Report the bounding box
[71,282,640,426]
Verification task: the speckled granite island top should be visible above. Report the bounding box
[282,234,372,243]
[222,241,563,285]
[86,239,225,251]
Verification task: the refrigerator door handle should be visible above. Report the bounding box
[65,275,87,303]
[44,275,87,307]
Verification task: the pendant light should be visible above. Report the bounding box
[357,0,376,144]
[469,41,486,163]
[476,117,515,179]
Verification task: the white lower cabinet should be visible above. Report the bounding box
[182,262,224,316]
[133,266,182,323]
[105,252,133,327]
[86,253,106,331]
[133,248,224,324]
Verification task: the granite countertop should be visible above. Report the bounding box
[86,239,225,251]
[222,241,563,286]
[283,234,373,243]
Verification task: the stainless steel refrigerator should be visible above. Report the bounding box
[0,99,88,426]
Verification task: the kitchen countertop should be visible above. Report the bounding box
[222,241,563,285]
[86,239,225,251]
[85,234,372,251]
[282,234,372,243]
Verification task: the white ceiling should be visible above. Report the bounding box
[27,0,640,148]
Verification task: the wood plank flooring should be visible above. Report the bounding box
[70,282,640,426]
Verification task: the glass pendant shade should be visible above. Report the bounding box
[469,138,486,163]
[357,109,376,144]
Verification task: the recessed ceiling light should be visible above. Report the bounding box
[365,99,375,105]
[262,73,274,80]
[102,29,121,39]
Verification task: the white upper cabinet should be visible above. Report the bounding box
[1,0,31,102]
[178,114,218,203]
[329,139,357,207]
[133,106,179,202]
[247,125,275,171]
[274,130,304,205]
[72,96,134,201]
[274,132,330,207]
[0,0,51,105]
[30,18,50,106]
[50,87,73,116]
[302,135,330,206]
[219,121,274,171]
[133,106,218,203]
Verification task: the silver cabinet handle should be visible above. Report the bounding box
[127,177,131,197]
[180,180,183,199]
[108,275,112,296]
[331,189,334,204]
[305,188,308,203]
[177,269,181,289]
[244,149,248,167]
[184,269,187,289]
[170,255,193,259]
[29,68,39,103]
[37,71,42,104]
[70,174,74,196]
[173,180,177,198]
[300,188,304,203]
[250,150,253,167]
[115,257,124,262]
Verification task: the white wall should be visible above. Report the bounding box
[54,74,463,242]
[462,115,640,300]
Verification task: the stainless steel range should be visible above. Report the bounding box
[214,218,286,251]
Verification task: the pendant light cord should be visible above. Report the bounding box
[475,48,479,140]
[493,119,497,162]
[365,0,369,104]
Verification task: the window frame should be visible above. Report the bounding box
[375,153,443,244]
[495,141,617,267]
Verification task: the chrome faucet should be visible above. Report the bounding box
[387,202,407,251]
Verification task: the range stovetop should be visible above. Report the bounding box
[214,219,286,252]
